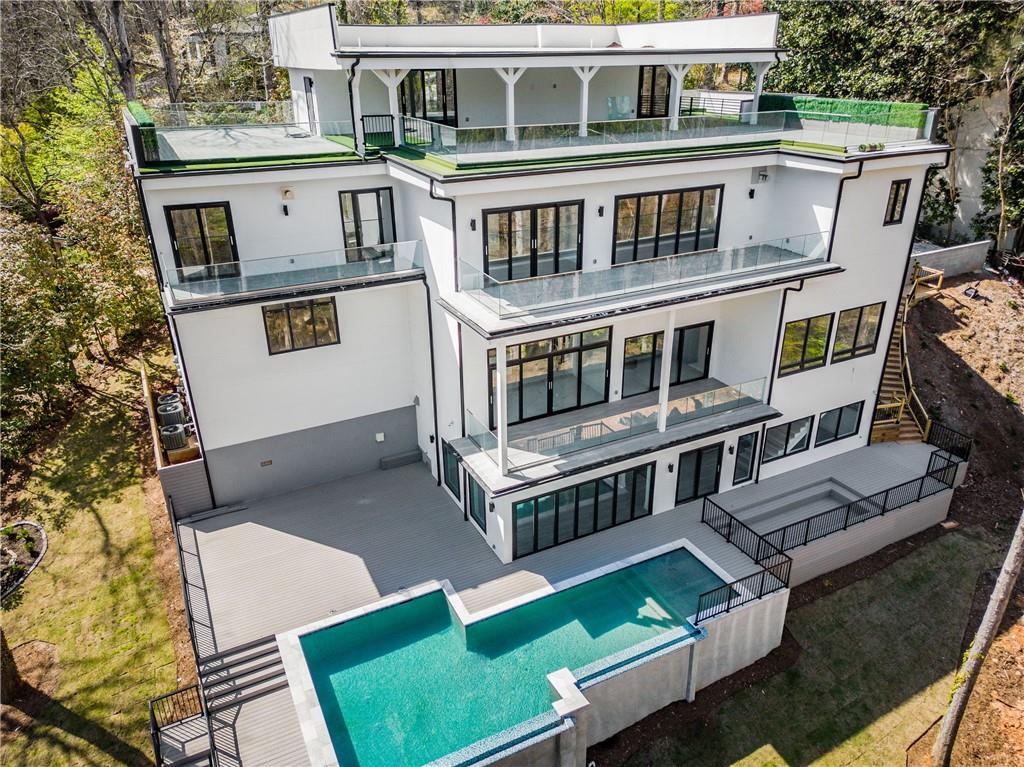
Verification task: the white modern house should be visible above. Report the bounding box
[132,6,972,767]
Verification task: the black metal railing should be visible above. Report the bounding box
[927,422,973,460]
[149,684,204,764]
[361,114,394,147]
[701,497,785,566]
[401,115,444,148]
[760,448,962,552]
[680,95,749,116]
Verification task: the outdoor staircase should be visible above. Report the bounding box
[199,634,287,714]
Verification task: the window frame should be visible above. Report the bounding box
[815,401,864,447]
[338,187,397,250]
[732,431,758,485]
[164,202,239,274]
[675,442,724,504]
[778,313,834,377]
[611,184,724,265]
[481,199,585,281]
[441,440,460,500]
[261,297,340,356]
[512,462,655,559]
[761,415,815,464]
[636,65,670,118]
[488,327,612,429]
[399,69,458,125]
[883,179,911,226]
[830,302,885,363]
[466,474,486,532]
[621,321,715,398]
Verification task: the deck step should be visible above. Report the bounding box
[166,750,212,767]
[205,679,290,714]
[205,666,286,701]
[198,635,277,669]
[199,643,278,676]
[202,656,283,687]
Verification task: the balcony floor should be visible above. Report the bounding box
[154,125,354,163]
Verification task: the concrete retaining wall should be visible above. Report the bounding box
[912,240,991,277]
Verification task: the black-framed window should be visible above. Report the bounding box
[613,186,722,264]
[483,201,583,281]
[262,297,339,355]
[779,313,833,376]
[637,65,670,118]
[762,416,814,463]
[831,303,884,362]
[815,402,863,446]
[676,443,723,504]
[165,202,239,276]
[621,322,714,397]
[442,441,460,499]
[488,328,610,428]
[884,179,911,225]
[733,432,758,484]
[513,462,654,558]
[339,188,396,250]
[467,475,486,532]
[400,69,457,125]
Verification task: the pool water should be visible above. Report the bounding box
[300,547,723,767]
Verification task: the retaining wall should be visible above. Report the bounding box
[912,240,991,277]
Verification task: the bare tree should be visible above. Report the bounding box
[73,0,137,101]
[142,0,182,102]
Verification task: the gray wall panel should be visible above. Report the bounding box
[158,460,214,518]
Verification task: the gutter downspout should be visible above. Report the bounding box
[825,160,863,262]
[346,56,364,159]
[422,279,443,486]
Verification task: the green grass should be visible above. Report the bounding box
[3,363,178,767]
[622,530,1002,767]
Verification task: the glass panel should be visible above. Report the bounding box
[536,494,556,550]
[614,197,638,263]
[633,465,652,517]
[514,500,535,557]
[623,334,655,397]
[379,189,395,244]
[653,332,664,388]
[506,365,521,425]
[886,183,899,220]
[787,416,812,453]
[676,449,699,503]
[832,309,859,358]
[340,193,359,249]
[817,407,840,445]
[288,303,316,350]
[697,445,721,497]
[169,208,206,268]
[838,402,862,438]
[614,471,634,525]
[356,192,382,246]
[510,208,531,280]
[423,71,442,118]
[657,193,680,257]
[199,207,233,265]
[635,194,658,261]
[552,353,580,412]
[733,433,756,483]
[576,482,596,535]
[855,304,882,349]
[444,70,457,120]
[580,347,607,406]
[780,320,808,372]
[553,333,580,352]
[486,212,509,281]
[677,323,710,383]
[595,476,615,530]
[763,424,787,461]
[557,204,580,273]
[312,300,338,345]
[264,306,292,353]
[442,443,460,497]
[804,315,831,367]
[535,207,557,276]
[557,489,576,543]
[469,478,486,531]
[678,191,700,253]
[520,359,548,420]
[698,188,720,250]
[521,339,551,358]
[582,328,609,344]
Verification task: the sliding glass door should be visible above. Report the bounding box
[483,201,582,281]
[489,328,610,428]
[164,202,239,279]
[400,70,457,125]
[339,188,396,252]
[637,65,670,119]
[675,442,723,504]
[621,322,714,397]
[613,185,722,264]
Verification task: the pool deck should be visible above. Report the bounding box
[176,439,942,767]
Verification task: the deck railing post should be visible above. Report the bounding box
[882,488,891,514]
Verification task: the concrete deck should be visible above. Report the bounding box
[154,125,351,162]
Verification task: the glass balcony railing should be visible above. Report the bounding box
[466,377,766,472]
[400,108,936,165]
[460,232,829,319]
[164,241,423,304]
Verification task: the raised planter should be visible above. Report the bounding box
[1,521,47,600]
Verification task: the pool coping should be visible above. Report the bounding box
[276,535,732,767]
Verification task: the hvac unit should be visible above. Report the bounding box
[156,392,181,407]
[156,401,185,426]
[159,423,189,451]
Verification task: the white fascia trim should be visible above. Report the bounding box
[139,163,387,191]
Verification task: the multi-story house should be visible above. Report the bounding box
[133,6,972,767]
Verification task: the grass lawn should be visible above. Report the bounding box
[2,363,178,767]
[622,530,1003,767]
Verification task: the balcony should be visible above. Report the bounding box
[399,107,937,167]
[163,241,423,306]
[459,232,831,321]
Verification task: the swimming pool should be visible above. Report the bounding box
[287,544,725,767]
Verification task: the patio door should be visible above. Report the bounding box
[303,76,318,134]
[675,442,723,504]
[165,203,239,280]
[483,201,583,281]
[637,66,671,119]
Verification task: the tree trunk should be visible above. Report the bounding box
[74,0,137,101]
[1,630,23,703]
[657,0,665,21]
[147,3,181,103]
[932,506,1024,766]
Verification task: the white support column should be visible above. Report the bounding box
[657,309,677,433]
[666,64,690,131]
[750,62,772,125]
[371,68,409,146]
[572,65,599,138]
[349,68,365,155]
[495,341,509,476]
[495,67,526,142]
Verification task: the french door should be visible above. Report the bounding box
[164,202,239,280]
[339,188,397,252]
[637,66,671,119]
[483,201,583,281]
[675,442,723,504]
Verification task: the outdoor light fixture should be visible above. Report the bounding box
[668,462,674,473]
[598,205,605,216]
[748,188,756,199]
[728,444,735,455]
[470,218,477,231]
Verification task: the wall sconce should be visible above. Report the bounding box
[281,187,294,216]
[598,205,605,217]
[728,444,735,455]
[470,218,477,231]
[488,502,495,514]
[667,462,674,473]
[748,188,756,199]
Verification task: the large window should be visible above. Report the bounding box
[400,70,457,125]
[762,416,814,463]
[733,431,758,484]
[467,475,486,532]
[675,443,723,504]
[442,441,460,499]
[621,322,714,397]
[779,313,833,376]
[483,201,582,281]
[613,186,722,264]
[884,179,911,225]
[637,65,670,118]
[488,328,610,428]
[165,203,238,276]
[339,188,396,250]
[513,463,654,558]
[262,297,339,355]
[815,402,863,446]
[831,303,884,362]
